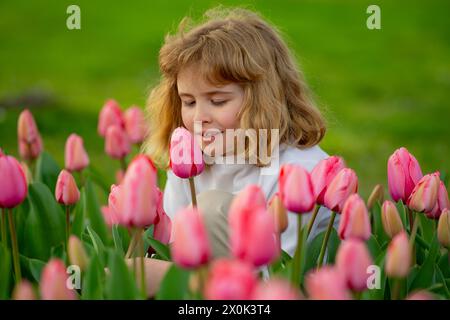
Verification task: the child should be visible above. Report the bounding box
[141,7,336,295]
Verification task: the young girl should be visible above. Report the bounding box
[141,7,336,295]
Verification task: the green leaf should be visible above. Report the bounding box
[373,201,389,244]
[144,231,171,261]
[112,225,125,256]
[0,244,12,299]
[85,225,106,266]
[418,214,435,244]
[367,235,382,260]
[86,166,112,195]
[326,229,340,264]
[71,188,86,238]
[434,265,450,298]
[83,179,108,244]
[105,249,140,300]
[156,264,191,300]
[82,254,104,300]
[34,151,61,193]
[19,255,46,283]
[409,234,440,291]
[438,254,450,278]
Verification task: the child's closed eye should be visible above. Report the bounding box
[211,100,228,106]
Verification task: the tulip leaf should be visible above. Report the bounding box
[372,202,389,245]
[82,254,105,300]
[71,188,86,238]
[418,213,435,244]
[112,224,125,256]
[86,166,111,195]
[85,225,106,266]
[434,265,450,298]
[144,231,171,261]
[19,254,46,283]
[105,249,140,300]
[156,264,191,300]
[34,151,61,193]
[326,229,340,264]
[304,230,325,275]
[83,179,108,244]
[438,254,450,278]
[0,244,12,299]
[22,182,65,261]
[409,233,440,291]
[367,235,382,260]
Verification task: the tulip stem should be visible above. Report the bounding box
[1,208,7,245]
[409,213,420,266]
[306,205,320,237]
[139,230,146,299]
[391,279,401,300]
[125,229,140,259]
[8,209,21,283]
[188,178,197,207]
[291,214,303,287]
[317,211,337,268]
[66,206,71,249]
[120,158,127,172]
[406,207,414,233]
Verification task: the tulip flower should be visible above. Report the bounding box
[40,259,77,300]
[437,209,450,248]
[169,127,204,179]
[204,259,257,300]
[119,155,158,228]
[305,267,351,300]
[105,125,131,160]
[387,147,423,203]
[12,280,36,300]
[385,231,411,278]
[68,235,89,271]
[17,109,43,160]
[338,194,371,241]
[311,156,346,205]
[98,99,124,137]
[55,170,80,206]
[0,154,28,209]
[381,200,404,238]
[115,169,125,184]
[367,184,384,210]
[407,172,440,213]
[279,164,315,213]
[426,181,449,219]
[124,106,147,144]
[171,207,211,268]
[323,168,358,213]
[228,185,279,267]
[268,192,288,234]
[153,188,172,245]
[101,184,123,227]
[336,239,373,292]
[65,134,89,172]
[20,161,33,185]
[251,278,302,300]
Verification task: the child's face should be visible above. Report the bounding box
[177,64,244,156]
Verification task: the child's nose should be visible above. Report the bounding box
[193,103,212,123]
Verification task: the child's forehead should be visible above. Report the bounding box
[176,64,236,95]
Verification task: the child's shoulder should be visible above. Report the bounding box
[279,143,329,171]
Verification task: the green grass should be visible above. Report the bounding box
[1,0,449,198]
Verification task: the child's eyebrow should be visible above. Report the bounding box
[178,90,234,98]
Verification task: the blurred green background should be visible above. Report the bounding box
[0,0,449,199]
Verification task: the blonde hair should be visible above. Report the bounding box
[143,7,326,169]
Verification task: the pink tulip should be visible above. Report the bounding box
[387,147,423,203]
[98,99,125,137]
[381,200,404,238]
[437,209,450,248]
[426,181,449,219]
[311,156,346,205]
[229,185,279,267]
[55,170,80,205]
[119,155,158,228]
[169,127,204,179]
[105,125,131,159]
[407,172,440,213]
[279,164,315,213]
[0,154,28,208]
[336,239,373,292]
[268,192,288,234]
[124,106,147,144]
[17,109,43,160]
[171,207,211,268]
[12,280,36,300]
[338,194,371,241]
[65,134,89,172]
[251,278,302,300]
[101,184,123,227]
[115,169,125,184]
[385,231,411,278]
[204,259,257,300]
[153,188,172,244]
[305,267,351,300]
[40,259,77,300]
[323,168,358,213]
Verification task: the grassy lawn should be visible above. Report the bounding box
[1,0,449,198]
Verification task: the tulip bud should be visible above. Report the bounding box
[252,278,302,300]
[119,155,158,228]
[105,125,131,159]
[98,99,124,137]
[171,207,211,268]
[381,200,404,238]
[40,259,77,300]
[115,169,125,184]
[65,134,89,172]
[367,184,384,210]
[279,164,315,213]
[169,127,204,179]
[406,290,436,300]
[338,194,371,241]
[437,209,450,248]
[387,147,423,203]
[311,156,346,205]
[323,168,358,213]
[153,188,172,245]
[385,231,411,278]
[305,267,351,300]
[17,109,43,160]
[426,181,449,219]
[0,154,28,208]
[20,161,33,185]
[68,235,89,271]
[336,239,373,292]
[12,280,36,300]
[55,170,80,206]
[204,259,257,300]
[101,184,123,227]
[268,193,288,234]
[124,106,147,144]
[407,172,440,213]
